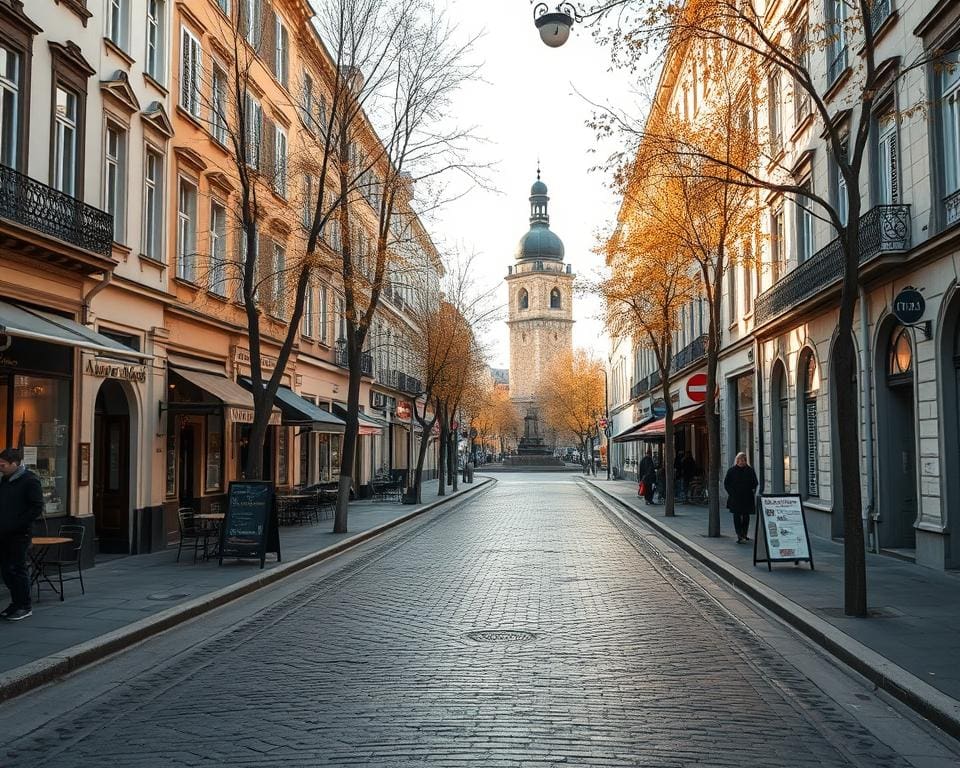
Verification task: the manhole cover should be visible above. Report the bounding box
[146,592,191,601]
[466,630,536,643]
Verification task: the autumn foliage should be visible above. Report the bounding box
[537,350,606,456]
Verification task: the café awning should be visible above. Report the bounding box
[635,404,705,440]
[333,405,385,436]
[611,416,656,443]
[170,368,281,425]
[0,300,149,359]
[240,379,345,434]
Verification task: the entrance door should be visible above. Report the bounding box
[178,422,196,506]
[94,382,130,554]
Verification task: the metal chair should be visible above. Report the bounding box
[40,525,85,601]
[176,508,208,563]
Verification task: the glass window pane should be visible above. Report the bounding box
[13,375,70,517]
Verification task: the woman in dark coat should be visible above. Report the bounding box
[638,449,656,505]
[724,452,758,543]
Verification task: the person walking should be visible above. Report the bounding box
[0,448,44,621]
[638,448,656,505]
[724,451,758,544]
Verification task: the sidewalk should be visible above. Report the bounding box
[0,478,491,698]
[585,477,960,737]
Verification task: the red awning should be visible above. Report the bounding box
[635,404,705,439]
[612,416,656,443]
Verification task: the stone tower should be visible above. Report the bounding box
[505,170,575,446]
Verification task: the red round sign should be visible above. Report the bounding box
[686,373,709,403]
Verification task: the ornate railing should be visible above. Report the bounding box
[755,204,911,326]
[673,334,708,373]
[871,0,892,32]
[335,347,374,376]
[630,381,644,400]
[0,164,113,258]
[828,44,848,85]
[946,189,960,227]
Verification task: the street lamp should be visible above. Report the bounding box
[532,2,626,48]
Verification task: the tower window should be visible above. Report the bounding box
[519,288,529,310]
[550,288,561,309]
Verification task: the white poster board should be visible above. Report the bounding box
[754,494,814,571]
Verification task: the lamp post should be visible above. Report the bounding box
[602,366,611,480]
[532,2,627,47]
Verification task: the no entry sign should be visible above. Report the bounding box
[686,373,709,403]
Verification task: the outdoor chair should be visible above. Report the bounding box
[40,524,85,601]
[176,508,209,563]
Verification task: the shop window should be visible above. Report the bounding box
[205,414,223,492]
[887,324,913,379]
[277,428,288,485]
[733,373,754,465]
[12,375,71,517]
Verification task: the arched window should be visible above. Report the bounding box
[550,288,561,309]
[518,288,528,310]
[888,324,913,379]
[798,350,820,498]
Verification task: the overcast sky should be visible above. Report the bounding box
[426,1,650,369]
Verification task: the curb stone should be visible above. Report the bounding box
[0,478,495,704]
[583,477,960,742]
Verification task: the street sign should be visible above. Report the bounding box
[893,287,925,325]
[651,398,666,418]
[686,373,709,403]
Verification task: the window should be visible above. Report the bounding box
[301,283,314,337]
[302,174,313,228]
[770,206,784,282]
[875,114,899,205]
[734,373,754,466]
[0,45,21,168]
[301,71,314,128]
[518,288,529,310]
[211,64,228,145]
[793,19,811,125]
[797,178,814,263]
[143,148,163,259]
[273,243,286,316]
[318,94,328,133]
[320,284,329,342]
[274,14,289,89]
[834,137,849,226]
[215,0,230,14]
[53,86,79,196]
[828,0,848,84]
[888,325,913,378]
[103,123,126,242]
[244,93,262,169]
[209,201,228,295]
[550,288,561,309]
[242,0,263,47]
[336,296,346,341]
[800,352,819,497]
[107,0,128,50]
[727,263,737,324]
[145,0,165,80]
[743,263,753,315]
[768,71,782,153]
[274,126,287,196]
[176,178,198,281]
[941,51,960,223]
[179,27,202,118]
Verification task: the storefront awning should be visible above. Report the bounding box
[333,405,385,436]
[240,379,345,434]
[170,368,281,425]
[0,300,149,360]
[612,416,657,443]
[635,404,705,440]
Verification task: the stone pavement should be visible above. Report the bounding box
[0,479,484,678]
[586,478,960,704]
[1,474,950,767]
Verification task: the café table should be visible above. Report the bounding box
[29,536,72,600]
[276,493,316,525]
[195,513,225,559]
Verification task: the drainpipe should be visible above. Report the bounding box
[859,286,878,553]
[82,271,113,325]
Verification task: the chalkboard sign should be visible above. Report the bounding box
[219,481,281,568]
[753,494,814,571]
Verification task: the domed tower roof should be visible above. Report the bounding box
[516,167,564,261]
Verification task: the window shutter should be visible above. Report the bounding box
[889,130,899,204]
[260,1,275,60]
[263,118,276,180]
[805,398,818,497]
[180,28,190,109]
[258,232,272,312]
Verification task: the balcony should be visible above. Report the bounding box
[672,334,708,373]
[754,204,911,328]
[946,189,960,227]
[870,0,892,32]
[0,164,114,273]
[335,346,374,376]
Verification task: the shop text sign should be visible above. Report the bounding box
[754,494,814,571]
[228,407,282,425]
[233,346,277,371]
[86,358,147,382]
[893,287,925,325]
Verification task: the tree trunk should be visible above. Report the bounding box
[413,423,433,504]
[333,359,362,533]
[706,273,723,537]
[836,222,867,617]
[662,376,675,517]
[437,425,447,497]
[243,396,271,481]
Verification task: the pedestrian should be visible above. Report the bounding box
[724,451,758,544]
[0,448,44,621]
[681,451,698,502]
[638,448,655,505]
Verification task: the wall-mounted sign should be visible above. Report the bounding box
[86,358,147,382]
[228,407,282,425]
[650,398,666,418]
[232,346,277,371]
[893,287,925,325]
[395,400,412,421]
[686,373,708,403]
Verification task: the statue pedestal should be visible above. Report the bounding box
[506,407,563,466]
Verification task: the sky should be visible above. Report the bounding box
[425,1,650,369]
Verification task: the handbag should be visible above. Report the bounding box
[638,480,647,496]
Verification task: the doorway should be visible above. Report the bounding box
[93,380,131,554]
[771,361,788,493]
[876,323,918,553]
[178,420,197,507]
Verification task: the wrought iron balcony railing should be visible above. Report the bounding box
[754,204,911,326]
[946,189,960,227]
[0,163,113,258]
[871,0,892,32]
[630,381,644,400]
[335,347,374,376]
[828,44,848,86]
[672,334,708,373]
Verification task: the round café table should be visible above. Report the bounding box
[195,514,225,559]
[29,536,72,600]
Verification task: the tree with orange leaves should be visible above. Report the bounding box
[537,350,606,469]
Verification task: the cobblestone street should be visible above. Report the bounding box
[1,475,954,767]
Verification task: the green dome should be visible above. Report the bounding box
[517,172,564,261]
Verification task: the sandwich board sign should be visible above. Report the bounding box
[753,494,814,571]
[219,481,281,569]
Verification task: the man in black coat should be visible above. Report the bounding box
[0,448,44,620]
[724,451,758,544]
[638,448,656,505]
